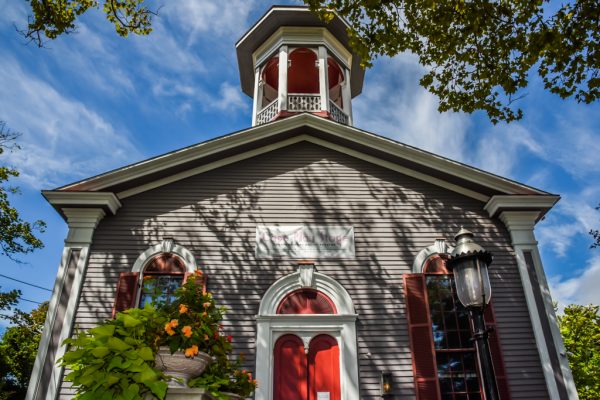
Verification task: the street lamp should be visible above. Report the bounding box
[447,228,499,400]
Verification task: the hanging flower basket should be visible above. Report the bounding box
[155,347,212,388]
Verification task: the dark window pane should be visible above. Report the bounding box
[453,377,466,392]
[447,332,461,348]
[445,312,458,329]
[466,376,480,392]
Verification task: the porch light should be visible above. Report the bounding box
[380,371,392,397]
[447,228,499,400]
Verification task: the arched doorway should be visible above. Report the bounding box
[255,265,359,400]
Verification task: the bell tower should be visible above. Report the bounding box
[236,6,365,126]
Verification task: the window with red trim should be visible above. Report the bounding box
[138,253,186,307]
[424,256,483,400]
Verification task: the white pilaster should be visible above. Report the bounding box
[27,206,112,400]
[341,68,352,125]
[252,67,261,126]
[318,46,330,112]
[499,211,578,400]
[277,45,288,112]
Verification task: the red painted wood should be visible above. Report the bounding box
[274,334,308,400]
[277,289,336,314]
[308,335,340,400]
[404,273,442,400]
[112,272,139,318]
[288,48,319,94]
[484,302,512,400]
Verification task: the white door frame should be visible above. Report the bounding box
[255,267,359,400]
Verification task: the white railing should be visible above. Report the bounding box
[256,99,279,125]
[329,100,349,125]
[288,94,321,112]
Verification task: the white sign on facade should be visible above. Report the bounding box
[255,225,355,259]
[317,393,330,400]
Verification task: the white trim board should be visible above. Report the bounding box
[55,114,549,198]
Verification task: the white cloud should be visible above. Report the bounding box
[213,82,249,111]
[353,53,471,161]
[471,123,545,176]
[549,258,600,311]
[161,0,254,46]
[0,57,141,188]
[537,188,600,257]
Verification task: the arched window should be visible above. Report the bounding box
[112,239,199,317]
[138,253,186,307]
[288,48,319,94]
[277,289,336,314]
[423,255,483,400]
[406,240,509,400]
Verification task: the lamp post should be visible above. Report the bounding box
[447,228,500,400]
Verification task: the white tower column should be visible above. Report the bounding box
[277,45,288,113]
[252,67,262,126]
[341,67,353,125]
[318,46,329,112]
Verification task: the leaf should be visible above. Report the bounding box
[90,324,116,337]
[91,346,110,358]
[123,314,142,328]
[138,346,154,361]
[146,380,168,400]
[108,336,131,352]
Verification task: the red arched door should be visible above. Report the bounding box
[273,334,341,400]
[309,335,341,400]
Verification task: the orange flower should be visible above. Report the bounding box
[204,334,209,341]
[169,319,179,328]
[184,345,199,358]
[164,323,175,336]
[195,269,203,276]
[179,304,188,314]
[203,302,211,309]
[181,326,193,338]
[253,379,258,386]
[202,312,208,317]
[143,276,153,280]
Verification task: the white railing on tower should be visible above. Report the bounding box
[329,100,349,125]
[287,94,321,112]
[256,99,279,125]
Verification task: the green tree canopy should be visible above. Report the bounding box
[0,121,46,261]
[0,301,49,400]
[557,304,600,400]
[306,0,599,123]
[22,0,155,46]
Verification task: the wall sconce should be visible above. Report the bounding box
[380,371,392,397]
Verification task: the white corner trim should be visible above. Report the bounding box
[255,269,359,400]
[43,191,121,215]
[412,238,454,273]
[498,211,579,400]
[484,195,559,219]
[131,239,198,273]
[62,208,106,245]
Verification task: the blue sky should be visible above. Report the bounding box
[0,0,599,325]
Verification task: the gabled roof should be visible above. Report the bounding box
[43,113,558,220]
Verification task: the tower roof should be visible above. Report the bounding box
[236,6,365,98]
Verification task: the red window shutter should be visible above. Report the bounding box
[403,274,441,400]
[112,272,139,318]
[484,303,511,400]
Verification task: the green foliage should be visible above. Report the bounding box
[558,304,600,400]
[60,304,168,400]
[590,203,600,249]
[189,355,257,400]
[154,272,232,360]
[305,0,600,123]
[23,0,156,47]
[0,121,46,262]
[0,301,48,400]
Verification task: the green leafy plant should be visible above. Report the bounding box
[155,271,232,361]
[60,305,168,400]
[189,355,257,400]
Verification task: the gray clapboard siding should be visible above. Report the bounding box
[60,140,548,399]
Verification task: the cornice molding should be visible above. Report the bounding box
[42,191,122,216]
[485,195,560,221]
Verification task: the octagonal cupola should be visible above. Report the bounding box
[236,6,365,126]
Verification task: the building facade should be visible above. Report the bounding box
[27,6,577,400]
